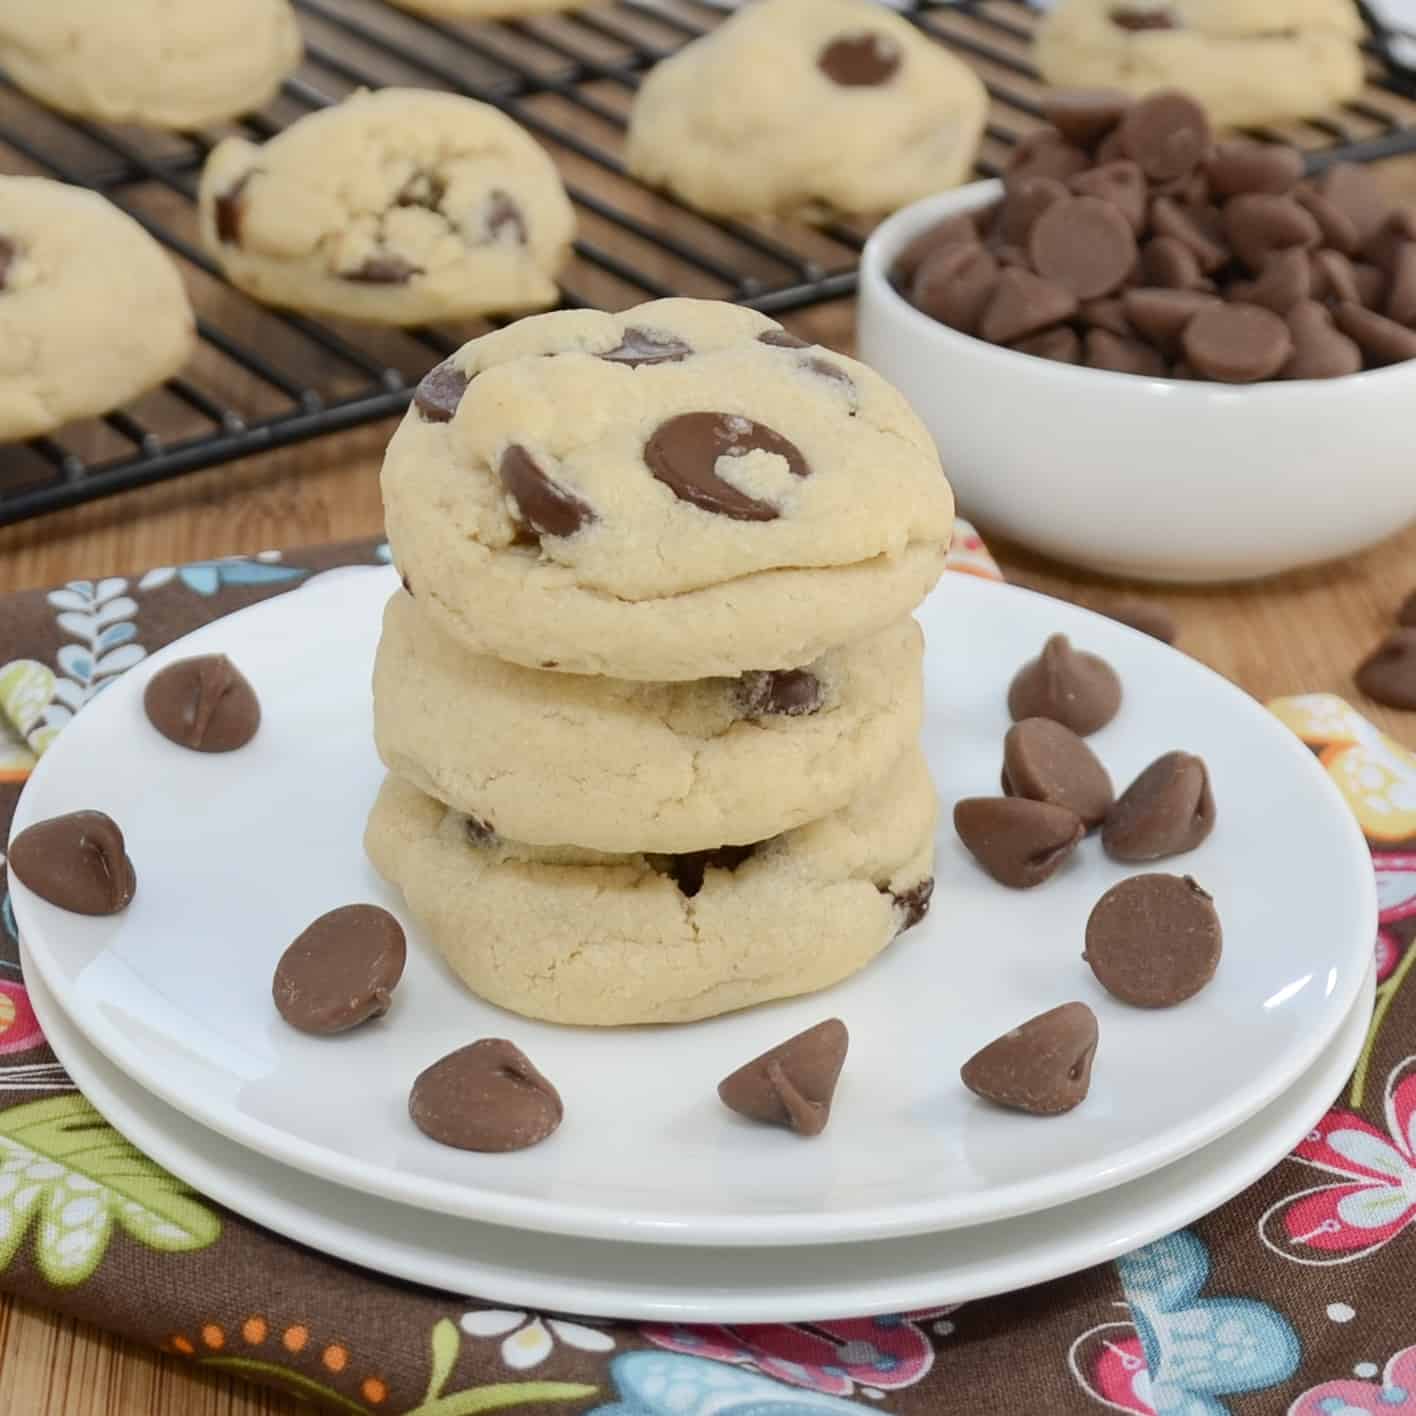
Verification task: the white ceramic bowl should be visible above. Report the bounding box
[859,180,1416,583]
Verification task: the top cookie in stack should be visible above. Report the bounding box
[368,298,953,1026]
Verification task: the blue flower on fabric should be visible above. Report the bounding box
[1117,1230,1301,1414]
[138,553,306,597]
[589,1351,872,1414]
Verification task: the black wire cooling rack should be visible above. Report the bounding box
[4,0,1416,527]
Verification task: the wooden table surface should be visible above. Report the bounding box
[3,14,1416,1408]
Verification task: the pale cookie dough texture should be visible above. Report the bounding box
[0,0,301,130]
[624,0,988,219]
[198,88,575,325]
[365,747,938,1026]
[1034,0,1364,128]
[383,298,954,680]
[374,588,924,853]
[0,178,195,442]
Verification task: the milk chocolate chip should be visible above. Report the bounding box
[889,877,934,930]
[1008,634,1122,736]
[7,811,136,916]
[953,797,1085,889]
[1069,161,1147,233]
[890,219,980,287]
[817,32,900,86]
[736,668,822,717]
[601,327,692,367]
[1007,130,1091,184]
[410,1039,563,1152]
[1206,142,1303,199]
[997,176,1071,246]
[665,843,756,899]
[344,253,422,285]
[645,413,807,522]
[1223,194,1320,274]
[1143,235,1207,290]
[464,813,497,845]
[500,444,596,539]
[1084,329,1168,376]
[1084,873,1222,1007]
[961,1002,1098,1116]
[272,904,406,1035]
[1103,751,1215,862]
[1356,628,1416,708]
[1118,91,1211,182]
[757,328,814,349]
[414,358,471,423]
[144,654,260,753]
[485,190,526,244]
[1041,90,1132,149]
[1028,197,1138,300]
[1109,6,1177,30]
[1003,718,1114,827]
[1181,303,1292,383]
[214,173,252,246]
[980,268,1079,344]
[1122,288,1218,349]
[718,1019,848,1137]
[914,243,1000,334]
[1334,302,1416,365]
[1317,163,1391,250]
[1151,198,1228,273]
[1295,186,1360,255]
[1283,301,1362,380]
[1012,327,1081,364]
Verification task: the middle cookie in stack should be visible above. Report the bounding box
[367,298,953,1026]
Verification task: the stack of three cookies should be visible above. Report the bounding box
[366,299,954,1026]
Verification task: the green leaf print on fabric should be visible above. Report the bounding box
[411,1320,595,1416]
[0,1096,220,1286]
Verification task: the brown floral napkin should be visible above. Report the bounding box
[0,532,1412,1416]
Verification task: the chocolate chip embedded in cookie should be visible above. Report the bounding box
[8,811,137,916]
[414,357,472,423]
[499,445,597,540]
[601,327,693,367]
[817,32,901,87]
[644,413,809,522]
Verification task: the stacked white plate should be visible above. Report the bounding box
[9,565,1378,1321]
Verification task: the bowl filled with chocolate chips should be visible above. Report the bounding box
[858,86,1416,584]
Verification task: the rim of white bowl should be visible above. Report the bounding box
[860,180,1416,398]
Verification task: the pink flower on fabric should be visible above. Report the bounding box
[1260,1058,1416,1265]
[1288,1343,1416,1414]
[1375,853,1416,982]
[0,981,43,1056]
[1071,1328,1154,1414]
[641,1309,954,1397]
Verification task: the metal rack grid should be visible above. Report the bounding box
[3,0,1416,527]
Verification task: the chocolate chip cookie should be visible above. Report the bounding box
[374,588,924,853]
[364,746,937,1026]
[0,0,301,130]
[0,177,195,442]
[197,88,575,326]
[1035,0,1364,128]
[382,299,954,680]
[625,0,988,219]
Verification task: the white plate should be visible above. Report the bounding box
[9,565,1377,1247]
[23,950,1375,1320]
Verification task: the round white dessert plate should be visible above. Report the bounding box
[24,951,1375,1320]
[8,564,1377,1247]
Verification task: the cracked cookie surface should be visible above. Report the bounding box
[1035,0,1363,127]
[197,87,575,325]
[374,588,924,854]
[364,746,937,1026]
[382,297,954,680]
[0,177,195,442]
[0,0,301,129]
[624,0,988,219]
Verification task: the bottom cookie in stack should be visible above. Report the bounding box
[365,746,937,1026]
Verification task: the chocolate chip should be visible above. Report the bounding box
[1069,161,1147,234]
[414,358,470,423]
[1143,235,1207,290]
[600,326,692,367]
[1083,329,1167,377]
[1011,326,1081,364]
[1008,634,1122,736]
[344,253,422,285]
[1102,600,1177,643]
[485,189,526,244]
[888,877,934,930]
[410,1039,563,1152]
[912,243,999,334]
[757,328,815,350]
[401,572,414,595]
[1295,186,1360,255]
[802,356,855,398]
[997,175,1070,246]
[953,797,1085,889]
[7,811,136,916]
[1079,297,1134,337]
[664,843,756,899]
[1354,262,1387,308]
[1029,197,1138,300]
[1040,90,1132,149]
[736,668,822,717]
[272,904,406,1035]
[1283,301,1362,379]
[143,654,260,753]
[1002,717,1114,827]
[960,1002,1098,1116]
[644,413,808,522]
[0,234,14,290]
[1006,130,1091,184]
[396,169,447,211]
[1386,244,1416,325]
[1121,288,1218,350]
[1109,6,1178,29]
[464,813,497,845]
[890,217,980,287]
[1334,301,1416,365]
[1206,142,1303,199]
[979,268,1079,344]
[214,173,252,246]
[1151,198,1228,273]
[1103,752,1215,862]
[1084,874,1222,1007]
[1400,591,1416,628]
[1223,194,1320,274]
[817,32,900,86]
[1316,163,1391,250]
[1246,247,1312,315]
[499,444,596,539]
[1118,91,1211,182]
[1356,628,1416,708]
[1311,249,1361,306]
[1181,302,1292,383]
[718,1019,848,1138]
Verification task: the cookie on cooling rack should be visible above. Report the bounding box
[0,177,195,443]
[198,88,575,326]
[1034,0,1365,128]
[383,0,588,16]
[624,0,989,220]
[0,0,301,129]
